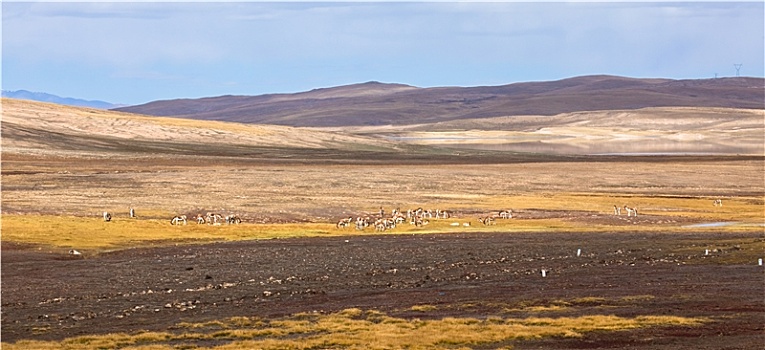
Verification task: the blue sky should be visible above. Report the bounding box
[3,1,764,105]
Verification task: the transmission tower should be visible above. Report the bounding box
[734,63,743,77]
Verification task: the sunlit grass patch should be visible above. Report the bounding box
[410,304,439,312]
[0,214,342,251]
[484,193,764,223]
[0,309,707,350]
[501,295,659,314]
[571,297,608,306]
[3,191,762,252]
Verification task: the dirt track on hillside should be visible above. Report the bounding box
[3,231,764,349]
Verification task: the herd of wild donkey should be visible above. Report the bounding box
[98,199,724,233]
[101,210,242,226]
[99,206,512,230]
[334,207,512,232]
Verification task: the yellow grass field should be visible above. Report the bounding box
[3,308,706,350]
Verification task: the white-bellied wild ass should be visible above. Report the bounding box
[336,217,353,229]
[171,215,187,225]
[225,215,242,224]
[478,216,495,225]
[206,213,223,225]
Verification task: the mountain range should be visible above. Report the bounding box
[1,90,122,109]
[113,75,765,127]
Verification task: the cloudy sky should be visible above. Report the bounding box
[2,1,763,105]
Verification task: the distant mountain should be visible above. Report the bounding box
[2,90,122,109]
[115,75,765,127]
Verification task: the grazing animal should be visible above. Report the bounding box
[196,214,206,224]
[171,215,187,225]
[624,206,638,217]
[129,207,136,218]
[337,217,353,229]
[374,220,387,232]
[713,199,723,207]
[498,210,513,219]
[103,211,112,222]
[409,217,428,227]
[478,217,495,225]
[613,205,621,215]
[225,215,242,224]
[206,213,223,225]
[355,217,369,231]
[436,209,451,219]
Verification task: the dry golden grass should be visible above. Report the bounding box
[0,215,339,251]
[1,308,706,350]
[2,191,762,252]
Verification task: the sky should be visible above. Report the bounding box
[2,1,764,105]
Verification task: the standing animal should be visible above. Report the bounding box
[336,217,353,229]
[206,213,223,225]
[478,217,495,225]
[225,215,242,224]
[103,211,112,222]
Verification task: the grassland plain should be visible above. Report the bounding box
[1,99,764,349]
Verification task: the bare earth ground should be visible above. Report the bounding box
[2,231,764,349]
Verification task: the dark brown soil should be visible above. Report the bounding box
[2,231,763,349]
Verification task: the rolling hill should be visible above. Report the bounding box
[0,98,412,160]
[114,75,765,127]
[4,97,763,157]
[4,75,763,158]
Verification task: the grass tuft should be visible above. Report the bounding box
[1,309,707,350]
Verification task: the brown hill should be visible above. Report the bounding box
[0,98,406,159]
[114,75,765,127]
[3,98,762,159]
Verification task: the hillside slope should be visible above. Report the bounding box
[114,75,765,127]
[0,98,408,159]
[336,107,764,155]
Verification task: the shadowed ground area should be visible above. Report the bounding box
[2,231,764,349]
